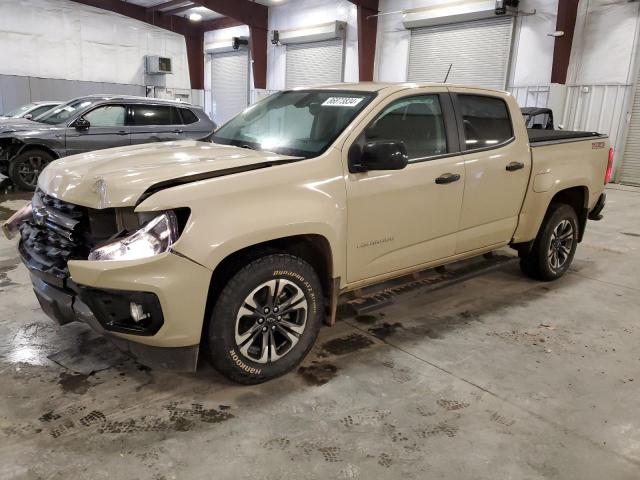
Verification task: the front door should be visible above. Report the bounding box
[450,89,531,253]
[65,105,130,155]
[344,90,465,284]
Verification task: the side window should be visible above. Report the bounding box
[131,105,174,126]
[458,95,513,150]
[363,95,447,160]
[180,108,199,124]
[83,105,126,127]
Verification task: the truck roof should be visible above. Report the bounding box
[304,82,510,95]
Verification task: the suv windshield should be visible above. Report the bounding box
[38,99,99,125]
[213,90,376,158]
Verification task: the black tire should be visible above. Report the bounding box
[8,149,54,191]
[519,203,579,281]
[207,254,324,384]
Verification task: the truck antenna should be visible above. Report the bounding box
[443,64,453,83]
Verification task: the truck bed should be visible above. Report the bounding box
[528,129,601,144]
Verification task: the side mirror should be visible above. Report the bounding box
[23,113,33,120]
[74,118,90,130]
[349,140,409,173]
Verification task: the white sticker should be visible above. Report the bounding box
[322,97,364,107]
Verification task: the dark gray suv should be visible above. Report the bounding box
[0,95,217,190]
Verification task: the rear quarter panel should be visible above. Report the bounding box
[512,136,609,243]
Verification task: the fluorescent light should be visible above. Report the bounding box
[189,12,202,22]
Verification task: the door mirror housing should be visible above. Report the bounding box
[349,140,409,173]
[74,117,90,130]
[23,113,33,120]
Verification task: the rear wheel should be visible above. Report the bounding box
[207,254,324,384]
[519,203,579,281]
[9,149,54,191]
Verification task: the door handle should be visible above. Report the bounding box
[116,130,128,136]
[506,161,525,172]
[435,173,461,185]
[172,129,183,134]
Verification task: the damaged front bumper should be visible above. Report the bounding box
[22,250,212,372]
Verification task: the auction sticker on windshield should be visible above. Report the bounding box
[322,97,364,107]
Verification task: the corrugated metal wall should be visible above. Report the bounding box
[508,83,632,177]
[508,85,550,109]
[0,74,145,115]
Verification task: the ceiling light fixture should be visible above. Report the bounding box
[189,12,202,22]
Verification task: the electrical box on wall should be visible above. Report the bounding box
[145,56,173,75]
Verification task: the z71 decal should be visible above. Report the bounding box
[592,141,605,149]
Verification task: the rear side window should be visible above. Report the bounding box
[458,95,513,150]
[130,105,180,126]
[364,95,448,160]
[180,108,199,124]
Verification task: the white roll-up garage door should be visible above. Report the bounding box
[285,38,344,89]
[408,16,514,90]
[210,50,249,125]
[619,83,640,185]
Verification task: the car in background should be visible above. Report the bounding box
[0,95,216,190]
[0,101,62,120]
[521,107,555,130]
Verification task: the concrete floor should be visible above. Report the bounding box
[1,181,639,479]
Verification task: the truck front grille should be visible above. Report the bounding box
[19,190,91,281]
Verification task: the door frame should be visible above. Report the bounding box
[340,86,467,285]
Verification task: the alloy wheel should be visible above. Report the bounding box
[18,155,46,188]
[234,279,308,364]
[547,219,574,270]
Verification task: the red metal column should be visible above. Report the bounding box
[249,26,268,89]
[356,1,379,82]
[185,31,205,90]
[551,0,580,84]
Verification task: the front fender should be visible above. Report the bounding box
[135,153,347,281]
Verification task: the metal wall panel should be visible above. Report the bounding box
[508,85,550,108]
[210,50,250,125]
[408,17,514,90]
[0,75,31,114]
[285,39,344,89]
[560,84,632,178]
[0,74,145,115]
[619,83,640,185]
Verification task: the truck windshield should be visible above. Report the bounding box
[213,90,376,158]
[38,99,98,125]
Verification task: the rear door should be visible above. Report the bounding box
[65,104,130,155]
[344,89,465,283]
[449,88,531,253]
[179,107,210,139]
[129,104,183,144]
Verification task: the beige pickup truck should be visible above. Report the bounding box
[4,83,612,384]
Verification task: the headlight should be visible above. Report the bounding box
[88,212,178,261]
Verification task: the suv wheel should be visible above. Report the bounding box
[9,149,54,191]
[520,203,579,281]
[207,254,324,384]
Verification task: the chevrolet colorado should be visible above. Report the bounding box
[3,83,612,384]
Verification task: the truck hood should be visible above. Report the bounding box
[38,140,300,209]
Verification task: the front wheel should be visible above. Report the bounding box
[520,203,579,281]
[8,149,54,191]
[207,254,324,384]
